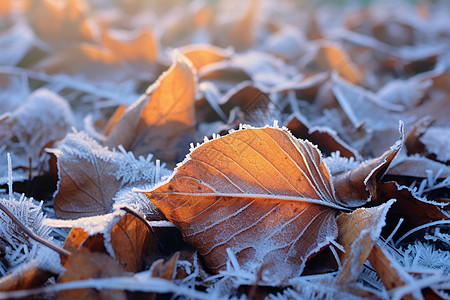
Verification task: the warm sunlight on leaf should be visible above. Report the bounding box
[317,43,364,84]
[101,28,159,63]
[27,0,94,43]
[144,126,344,281]
[182,44,230,71]
[105,50,197,166]
[103,104,126,137]
[229,0,259,51]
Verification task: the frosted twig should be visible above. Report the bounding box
[384,218,404,246]
[395,220,450,246]
[0,275,211,300]
[0,202,71,258]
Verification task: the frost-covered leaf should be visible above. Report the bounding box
[333,134,402,207]
[144,125,345,282]
[49,131,169,219]
[104,50,197,167]
[336,200,394,283]
[50,133,121,219]
[419,126,450,163]
[374,181,449,228]
[0,88,74,183]
[218,0,259,51]
[387,155,450,178]
[332,75,404,132]
[286,113,359,159]
[376,77,432,108]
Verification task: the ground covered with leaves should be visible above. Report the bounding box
[0,0,449,299]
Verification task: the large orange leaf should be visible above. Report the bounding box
[144,126,347,281]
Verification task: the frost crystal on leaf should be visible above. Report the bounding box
[0,155,52,275]
[0,88,75,183]
[51,130,170,217]
[324,151,360,175]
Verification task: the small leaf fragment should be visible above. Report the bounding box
[110,212,151,273]
[336,200,393,283]
[333,137,401,206]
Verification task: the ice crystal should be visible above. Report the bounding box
[402,242,450,274]
[324,151,360,175]
[0,155,53,275]
[0,88,75,183]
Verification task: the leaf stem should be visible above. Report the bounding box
[0,201,71,258]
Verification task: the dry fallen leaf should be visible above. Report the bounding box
[100,28,159,63]
[316,43,364,84]
[374,181,449,228]
[27,0,94,44]
[367,243,416,300]
[286,113,359,159]
[110,212,151,273]
[104,50,197,167]
[336,200,393,284]
[333,135,402,207]
[144,126,346,281]
[181,44,231,71]
[58,250,128,300]
[49,135,121,219]
[62,227,107,267]
[227,0,259,51]
[0,262,54,292]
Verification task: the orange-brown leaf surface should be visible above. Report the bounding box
[104,51,197,166]
[367,244,416,299]
[336,201,393,283]
[144,126,346,281]
[316,43,364,84]
[110,212,151,273]
[27,0,94,43]
[58,250,128,300]
[100,28,159,63]
[333,137,402,206]
[182,44,230,71]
